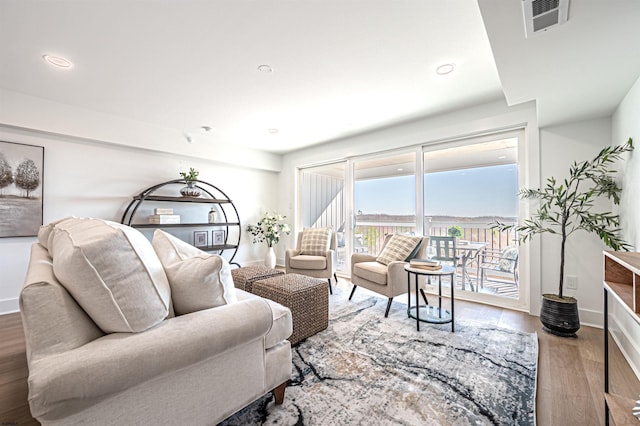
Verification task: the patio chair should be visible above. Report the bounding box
[478,246,519,288]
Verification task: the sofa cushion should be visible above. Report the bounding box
[164,254,237,315]
[48,218,172,333]
[300,228,332,255]
[153,230,237,315]
[376,235,422,266]
[21,243,105,360]
[289,254,327,270]
[353,261,388,285]
[37,217,75,249]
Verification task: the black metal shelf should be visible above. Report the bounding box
[132,222,240,229]
[121,179,241,265]
[133,195,232,204]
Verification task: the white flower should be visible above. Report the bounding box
[247,212,291,247]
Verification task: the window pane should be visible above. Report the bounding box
[354,153,416,255]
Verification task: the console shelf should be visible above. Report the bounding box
[603,250,640,425]
[121,179,241,266]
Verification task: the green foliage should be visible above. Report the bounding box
[447,225,463,238]
[179,167,199,182]
[492,138,634,298]
[247,213,291,247]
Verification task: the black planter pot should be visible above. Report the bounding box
[540,294,580,337]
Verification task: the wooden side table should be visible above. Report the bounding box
[405,264,456,332]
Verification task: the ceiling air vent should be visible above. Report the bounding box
[522,0,569,38]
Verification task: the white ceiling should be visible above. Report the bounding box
[1,1,639,154]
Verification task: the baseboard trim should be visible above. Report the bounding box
[0,297,19,315]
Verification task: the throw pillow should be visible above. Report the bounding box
[152,229,206,268]
[300,228,332,256]
[48,217,172,333]
[152,229,237,314]
[376,235,423,266]
[164,254,237,315]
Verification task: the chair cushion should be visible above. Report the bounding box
[376,235,423,265]
[289,254,327,270]
[152,230,237,315]
[498,246,519,272]
[300,228,332,255]
[48,218,172,333]
[353,261,388,285]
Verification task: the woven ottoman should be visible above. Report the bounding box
[253,274,329,345]
[231,265,284,293]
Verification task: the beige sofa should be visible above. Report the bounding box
[20,218,293,425]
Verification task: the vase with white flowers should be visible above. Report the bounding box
[247,213,291,268]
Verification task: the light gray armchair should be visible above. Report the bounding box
[285,229,338,294]
[350,235,429,317]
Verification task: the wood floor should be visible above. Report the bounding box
[1,280,639,425]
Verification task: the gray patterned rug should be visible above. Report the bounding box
[220,289,538,425]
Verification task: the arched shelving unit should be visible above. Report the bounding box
[121,179,241,266]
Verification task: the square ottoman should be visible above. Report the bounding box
[253,274,329,345]
[231,266,284,293]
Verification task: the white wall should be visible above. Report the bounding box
[538,118,613,327]
[0,125,280,314]
[613,75,640,250]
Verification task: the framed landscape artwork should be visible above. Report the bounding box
[0,141,44,237]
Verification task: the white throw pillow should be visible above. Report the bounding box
[164,254,237,315]
[152,229,206,267]
[300,228,332,256]
[152,230,237,315]
[48,218,172,333]
[376,235,423,266]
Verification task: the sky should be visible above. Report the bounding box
[355,164,518,218]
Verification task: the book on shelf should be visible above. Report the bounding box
[410,258,440,267]
[154,208,174,215]
[148,214,180,224]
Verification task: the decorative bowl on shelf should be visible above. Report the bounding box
[180,182,201,198]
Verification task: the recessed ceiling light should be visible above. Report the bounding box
[268,128,279,134]
[435,63,455,75]
[498,155,507,159]
[43,54,73,69]
[258,65,273,73]
[397,168,404,171]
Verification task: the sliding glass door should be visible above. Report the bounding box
[296,130,526,310]
[423,132,523,306]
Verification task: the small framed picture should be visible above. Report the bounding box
[194,231,208,248]
[212,230,225,245]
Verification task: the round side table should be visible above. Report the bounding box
[405,264,456,332]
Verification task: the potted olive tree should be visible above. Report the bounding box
[493,138,634,337]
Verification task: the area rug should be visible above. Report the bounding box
[220,289,538,425]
